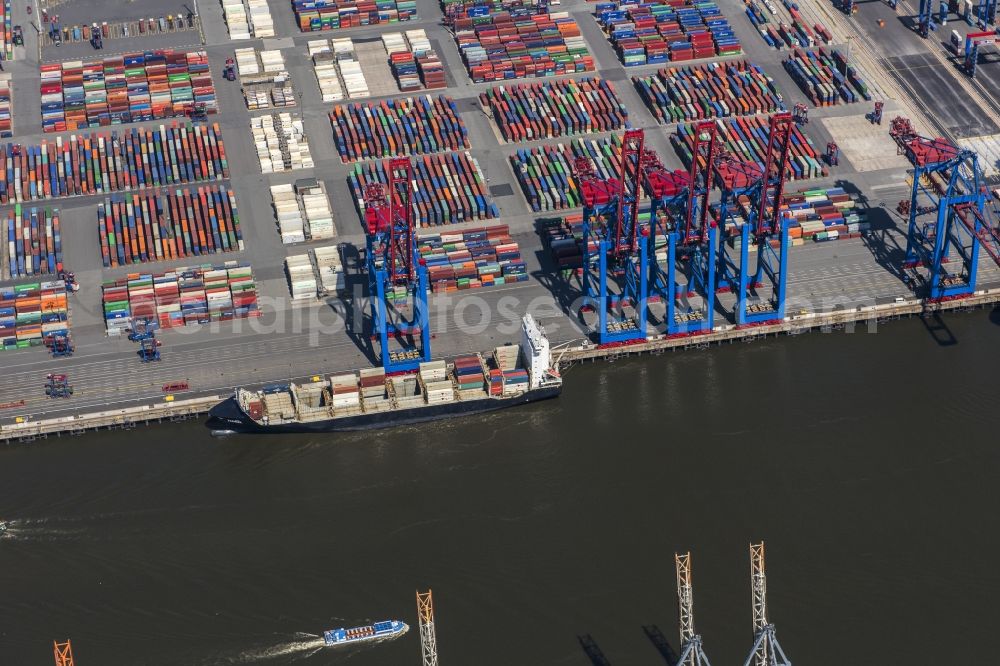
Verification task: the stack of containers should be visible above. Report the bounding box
[348,151,499,227]
[539,213,585,270]
[234,47,260,77]
[308,40,345,102]
[673,117,824,180]
[510,134,624,211]
[783,48,869,105]
[0,281,70,350]
[300,181,335,240]
[0,73,11,138]
[313,245,346,294]
[492,344,528,394]
[481,77,627,142]
[251,113,314,173]
[292,0,417,31]
[328,374,361,416]
[390,374,422,408]
[598,0,742,67]
[6,204,63,277]
[382,32,420,91]
[418,360,454,404]
[222,0,252,39]
[417,224,526,292]
[286,253,317,299]
[408,29,446,89]
[633,61,783,123]
[334,38,370,98]
[2,0,10,61]
[100,263,259,334]
[40,50,218,132]
[359,367,391,411]
[780,186,868,242]
[452,1,595,82]
[0,123,228,204]
[329,95,469,162]
[270,183,305,243]
[248,0,276,37]
[452,354,486,393]
[97,185,243,267]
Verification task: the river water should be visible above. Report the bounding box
[1,310,998,666]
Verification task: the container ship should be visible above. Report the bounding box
[207,315,562,435]
[323,620,408,646]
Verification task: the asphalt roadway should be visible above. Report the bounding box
[0,0,998,425]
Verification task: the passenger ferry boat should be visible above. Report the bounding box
[323,620,408,646]
[207,316,562,435]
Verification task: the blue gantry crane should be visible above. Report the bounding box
[714,113,793,327]
[574,129,650,345]
[890,116,1000,300]
[364,157,431,372]
[643,121,719,336]
[962,29,1000,77]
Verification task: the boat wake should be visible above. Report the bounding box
[209,634,327,664]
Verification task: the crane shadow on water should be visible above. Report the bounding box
[578,633,612,666]
[919,310,958,346]
[642,624,680,665]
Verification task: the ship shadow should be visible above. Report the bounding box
[642,624,680,664]
[578,633,612,666]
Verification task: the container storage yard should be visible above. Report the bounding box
[251,113,314,173]
[234,48,296,110]
[672,116,824,180]
[480,78,628,142]
[0,280,70,351]
[40,51,217,132]
[4,205,63,278]
[269,179,335,244]
[100,264,258,335]
[418,224,527,292]
[308,37,374,101]
[634,61,784,123]
[0,73,12,139]
[511,134,626,211]
[97,185,244,267]
[329,95,469,162]
[348,152,499,227]
[292,0,417,31]
[0,124,229,204]
[783,48,870,105]
[222,0,275,39]
[451,1,595,82]
[597,0,742,66]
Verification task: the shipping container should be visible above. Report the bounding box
[481,77,628,142]
[330,95,469,162]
